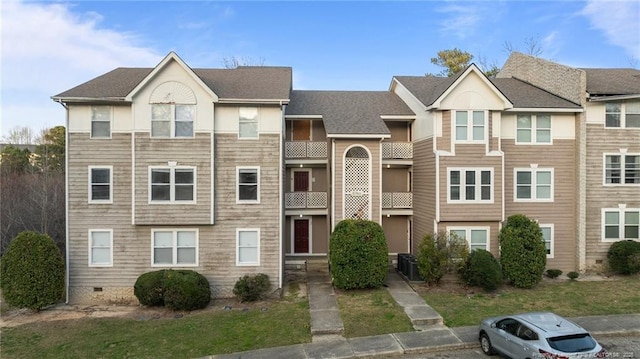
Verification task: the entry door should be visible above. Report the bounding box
[294,219,310,253]
[293,171,309,192]
[292,120,311,141]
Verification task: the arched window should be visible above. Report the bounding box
[149,81,196,138]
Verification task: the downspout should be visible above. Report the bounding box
[331,139,336,230]
[279,101,285,290]
[55,99,70,304]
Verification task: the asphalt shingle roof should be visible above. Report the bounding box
[286,91,414,136]
[54,66,292,101]
[581,68,640,96]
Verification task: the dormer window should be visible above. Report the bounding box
[455,110,486,142]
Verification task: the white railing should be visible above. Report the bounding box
[285,191,327,209]
[285,141,328,158]
[382,192,413,209]
[382,142,413,159]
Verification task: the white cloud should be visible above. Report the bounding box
[581,0,640,59]
[0,0,161,137]
[436,1,506,40]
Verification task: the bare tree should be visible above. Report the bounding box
[222,56,266,69]
[2,126,35,144]
[503,36,544,57]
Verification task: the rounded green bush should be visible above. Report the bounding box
[417,231,468,285]
[499,214,547,289]
[461,249,503,291]
[329,219,389,290]
[233,273,271,302]
[0,231,65,310]
[163,270,211,310]
[545,269,563,279]
[607,240,640,275]
[133,270,167,307]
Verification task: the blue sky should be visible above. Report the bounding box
[1,0,639,139]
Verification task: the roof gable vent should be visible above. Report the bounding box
[149,81,196,104]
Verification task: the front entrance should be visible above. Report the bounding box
[293,171,309,192]
[293,218,310,253]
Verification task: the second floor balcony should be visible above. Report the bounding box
[382,192,413,209]
[382,142,413,163]
[285,191,328,209]
[285,141,328,163]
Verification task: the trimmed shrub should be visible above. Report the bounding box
[416,231,468,285]
[545,269,563,279]
[460,249,503,291]
[329,219,389,290]
[607,240,640,275]
[0,231,65,310]
[134,270,166,306]
[499,214,547,289]
[133,269,211,310]
[164,270,211,310]
[567,271,579,280]
[233,273,271,302]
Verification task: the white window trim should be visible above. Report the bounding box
[238,107,259,140]
[236,228,260,266]
[605,101,640,129]
[90,106,112,139]
[446,227,490,251]
[236,166,260,204]
[601,207,640,242]
[150,104,196,138]
[515,114,553,145]
[88,165,113,204]
[88,229,113,267]
[447,168,494,203]
[151,228,199,267]
[453,110,487,143]
[148,166,197,204]
[513,167,554,202]
[602,153,640,186]
[539,224,554,259]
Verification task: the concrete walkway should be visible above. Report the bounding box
[306,259,344,341]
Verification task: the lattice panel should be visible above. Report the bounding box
[393,192,413,208]
[308,142,327,158]
[285,192,306,208]
[382,193,393,208]
[285,142,306,158]
[382,142,413,159]
[344,155,370,220]
[307,192,327,208]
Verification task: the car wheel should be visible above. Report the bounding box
[480,333,496,356]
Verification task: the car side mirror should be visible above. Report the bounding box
[491,323,497,329]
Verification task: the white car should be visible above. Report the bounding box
[478,312,606,359]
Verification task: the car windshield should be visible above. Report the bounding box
[546,333,596,353]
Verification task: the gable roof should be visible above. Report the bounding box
[286,91,414,137]
[581,68,640,96]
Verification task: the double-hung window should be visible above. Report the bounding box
[151,104,195,138]
[605,102,640,128]
[604,154,640,185]
[89,166,112,203]
[237,167,260,203]
[91,106,111,138]
[152,229,198,266]
[516,114,551,144]
[449,168,492,202]
[539,225,554,258]
[239,107,258,139]
[448,227,489,251]
[150,167,195,203]
[602,208,640,242]
[89,229,113,266]
[515,168,553,201]
[236,228,260,266]
[455,110,485,142]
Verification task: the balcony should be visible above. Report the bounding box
[285,191,328,215]
[382,192,413,216]
[285,141,328,166]
[382,142,413,160]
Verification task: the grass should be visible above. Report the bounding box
[422,276,640,327]
[335,287,414,338]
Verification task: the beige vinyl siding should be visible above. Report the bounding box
[438,144,503,221]
[382,216,410,253]
[584,125,640,268]
[382,168,410,192]
[489,112,500,152]
[440,221,501,256]
[437,111,452,152]
[134,133,212,225]
[385,121,411,141]
[412,138,436,252]
[503,138,577,272]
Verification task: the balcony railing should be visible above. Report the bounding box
[382,192,413,209]
[285,191,328,209]
[285,141,328,159]
[382,142,413,159]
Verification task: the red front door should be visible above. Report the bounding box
[294,219,309,253]
[293,171,309,192]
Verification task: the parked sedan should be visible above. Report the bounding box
[478,312,606,359]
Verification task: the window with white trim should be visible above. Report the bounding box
[602,208,640,242]
[455,110,485,142]
[151,104,195,138]
[150,167,195,203]
[448,168,493,202]
[606,101,640,128]
[152,229,198,266]
[89,229,113,266]
[516,114,551,144]
[604,154,640,185]
[237,228,260,266]
[89,166,112,203]
[91,106,111,138]
[237,167,260,203]
[239,107,258,139]
[515,168,553,201]
[540,225,554,258]
[448,228,489,251]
